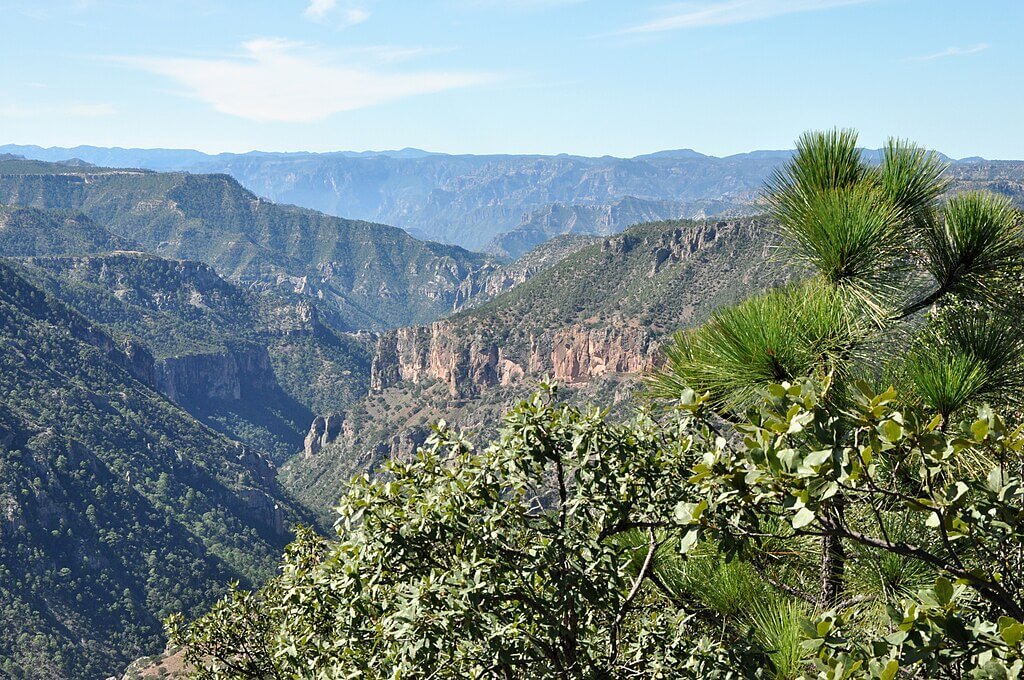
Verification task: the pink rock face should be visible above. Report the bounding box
[364,219,769,398]
[499,357,524,385]
[369,319,655,396]
[550,326,655,385]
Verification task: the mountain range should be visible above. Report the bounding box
[280,216,792,517]
[6,144,1021,256]
[0,156,497,330]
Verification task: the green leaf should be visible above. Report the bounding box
[999,616,1024,647]
[879,658,899,680]
[804,449,833,468]
[792,507,816,529]
[881,420,903,443]
[934,577,954,606]
[674,500,708,524]
[678,529,700,554]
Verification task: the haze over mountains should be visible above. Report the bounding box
[6,144,1022,259]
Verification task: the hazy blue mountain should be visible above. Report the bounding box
[0,146,805,250]
[0,145,1017,255]
[483,195,758,260]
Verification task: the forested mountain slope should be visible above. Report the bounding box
[0,205,136,256]
[281,217,792,514]
[18,253,372,461]
[0,158,498,330]
[0,260,304,679]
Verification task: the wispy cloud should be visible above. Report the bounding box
[118,39,495,123]
[304,0,337,19]
[909,42,990,62]
[621,0,873,33]
[304,0,370,26]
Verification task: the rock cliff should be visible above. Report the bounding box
[154,344,279,404]
[303,413,345,458]
[369,220,757,398]
[282,217,782,513]
[368,322,656,396]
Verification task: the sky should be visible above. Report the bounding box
[0,0,1021,158]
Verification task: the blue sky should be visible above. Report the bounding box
[0,0,1020,157]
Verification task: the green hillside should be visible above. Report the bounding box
[0,260,305,679]
[460,218,781,337]
[0,205,136,256]
[17,252,372,462]
[0,159,498,331]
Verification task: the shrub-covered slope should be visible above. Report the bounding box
[17,253,373,461]
[0,260,304,679]
[0,204,136,256]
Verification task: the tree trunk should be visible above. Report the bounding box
[820,533,846,608]
[820,495,847,608]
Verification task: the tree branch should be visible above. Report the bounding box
[608,527,658,669]
[828,526,1024,619]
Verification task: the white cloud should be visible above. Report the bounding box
[340,7,371,24]
[305,0,336,19]
[621,0,873,33]
[910,43,990,61]
[304,0,370,25]
[120,39,494,123]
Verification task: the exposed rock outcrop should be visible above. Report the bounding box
[237,488,286,535]
[155,345,277,404]
[301,218,773,483]
[549,326,656,383]
[368,221,749,398]
[367,318,657,397]
[303,414,344,458]
[349,427,431,470]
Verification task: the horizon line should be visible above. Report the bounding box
[0,142,1006,163]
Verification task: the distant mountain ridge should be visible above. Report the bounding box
[0,157,498,330]
[1,143,996,167]
[484,195,759,260]
[1,144,1015,253]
